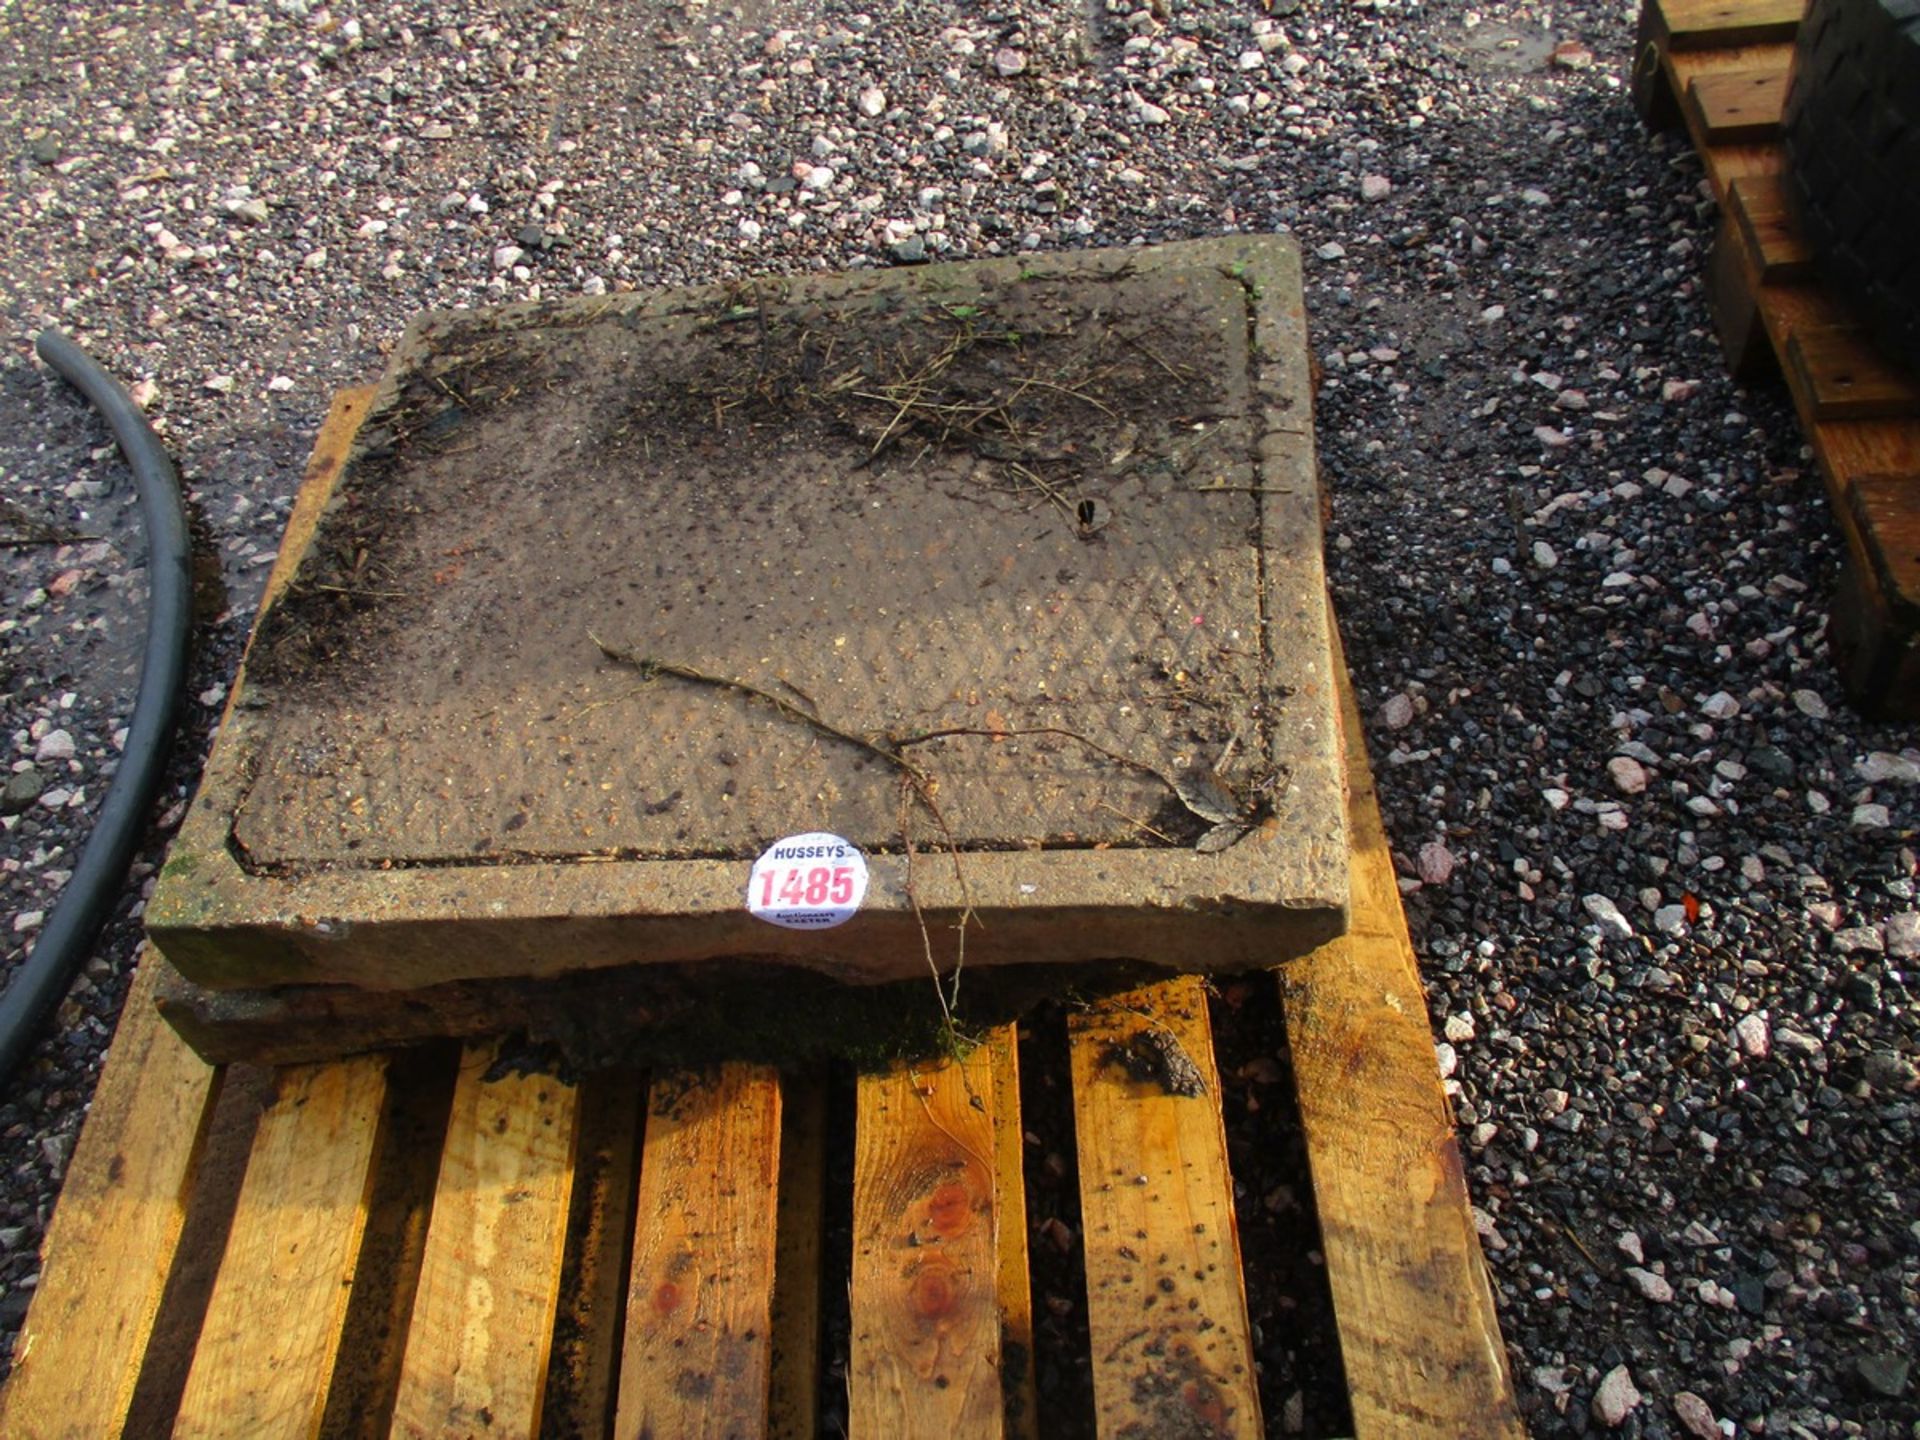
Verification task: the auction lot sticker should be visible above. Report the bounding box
[747,832,869,929]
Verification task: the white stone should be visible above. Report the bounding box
[1700,691,1739,719]
[1379,693,1415,730]
[1883,910,1920,957]
[203,374,235,394]
[1735,1012,1770,1058]
[1833,926,1884,954]
[993,47,1028,77]
[1433,1042,1457,1078]
[1472,1205,1506,1250]
[1582,894,1633,938]
[34,729,74,762]
[267,376,295,393]
[1625,1267,1674,1302]
[1672,1392,1720,1440]
[1592,1365,1641,1427]
[857,86,887,117]
[221,195,269,224]
[1360,173,1392,202]
[1792,688,1831,719]
[1653,904,1689,935]
[1853,803,1891,829]
[1607,756,1649,794]
[1533,540,1559,569]
[1775,1027,1823,1057]
[1857,750,1920,783]
[1615,1230,1644,1264]
[1444,1011,1475,1042]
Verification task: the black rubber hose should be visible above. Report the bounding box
[0,331,192,1086]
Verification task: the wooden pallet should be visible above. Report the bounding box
[1634,0,1920,716]
[0,392,1523,1439]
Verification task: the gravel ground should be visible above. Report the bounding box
[2,0,1917,1433]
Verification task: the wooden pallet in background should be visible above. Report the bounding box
[1634,0,1920,716]
[0,390,1523,1439]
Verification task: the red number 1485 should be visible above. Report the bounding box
[760,865,856,908]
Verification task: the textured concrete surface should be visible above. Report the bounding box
[149,235,1347,998]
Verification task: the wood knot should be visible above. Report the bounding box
[925,1180,974,1240]
[908,1253,963,1321]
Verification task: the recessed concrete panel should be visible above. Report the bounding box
[149,237,1347,998]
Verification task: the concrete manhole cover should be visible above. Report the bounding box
[150,237,1347,1027]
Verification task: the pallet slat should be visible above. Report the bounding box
[615,1065,783,1439]
[1069,978,1261,1440]
[1683,65,1787,143]
[1656,0,1803,48]
[1279,630,1525,1439]
[0,959,221,1439]
[541,1069,645,1440]
[1786,326,1920,421]
[1728,173,1814,282]
[1635,0,1799,125]
[389,1042,580,1438]
[850,1040,1006,1438]
[172,1056,391,1438]
[1848,476,1920,626]
[1710,179,1920,697]
[1641,39,1798,200]
[988,1032,1039,1440]
[1839,474,1920,700]
[1709,211,1777,378]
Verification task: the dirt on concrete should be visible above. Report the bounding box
[235,263,1272,871]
